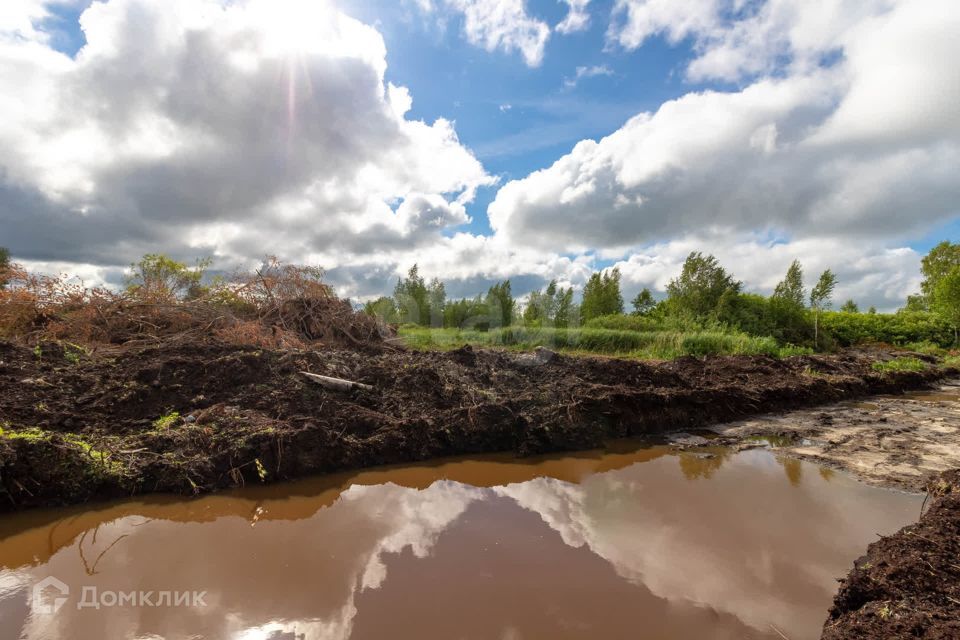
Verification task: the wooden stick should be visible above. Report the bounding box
[300,371,373,392]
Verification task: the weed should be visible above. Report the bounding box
[63,342,88,365]
[878,604,892,620]
[255,458,268,482]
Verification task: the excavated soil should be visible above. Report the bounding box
[1,338,954,511]
[822,470,960,639]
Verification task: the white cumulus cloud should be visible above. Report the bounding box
[0,0,493,271]
[557,0,591,34]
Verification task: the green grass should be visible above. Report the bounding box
[871,357,928,373]
[902,341,946,356]
[0,425,125,477]
[942,354,960,370]
[399,326,809,360]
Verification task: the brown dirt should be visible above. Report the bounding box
[822,470,960,639]
[1,337,954,512]
[706,380,960,492]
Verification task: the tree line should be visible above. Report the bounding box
[2,240,958,347]
[361,240,960,348]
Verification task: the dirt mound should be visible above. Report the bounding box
[0,338,952,511]
[822,470,960,639]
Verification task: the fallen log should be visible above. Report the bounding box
[300,371,373,392]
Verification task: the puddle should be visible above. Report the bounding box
[896,389,960,403]
[0,445,921,640]
[746,434,797,448]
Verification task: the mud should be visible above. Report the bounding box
[0,338,955,510]
[706,380,960,492]
[821,470,960,639]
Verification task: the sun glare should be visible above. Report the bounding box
[252,0,336,57]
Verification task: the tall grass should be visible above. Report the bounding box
[399,326,809,359]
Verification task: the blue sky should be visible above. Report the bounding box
[346,0,711,238]
[2,0,958,309]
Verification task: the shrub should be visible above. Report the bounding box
[821,311,954,347]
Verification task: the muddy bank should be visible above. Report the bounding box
[0,339,955,510]
[703,380,960,492]
[822,470,960,639]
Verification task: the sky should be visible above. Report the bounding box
[0,0,958,310]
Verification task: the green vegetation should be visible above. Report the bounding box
[931,266,960,344]
[631,288,655,315]
[871,357,928,374]
[63,341,88,364]
[255,458,268,481]
[810,269,837,350]
[400,326,806,359]
[523,280,576,328]
[665,251,741,319]
[822,311,955,347]
[0,246,9,289]
[363,242,960,360]
[581,268,624,320]
[153,411,181,430]
[0,425,125,479]
[126,253,211,301]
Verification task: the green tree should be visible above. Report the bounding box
[920,241,960,297]
[666,252,741,319]
[394,265,430,325]
[554,286,577,328]
[581,268,624,321]
[427,278,446,327]
[772,260,805,308]
[810,269,838,349]
[867,306,877,314]
[840,300,859,313]
[363,296,398,323]
[767,259,813,344]
[125,254,211,301]
[523,280,577,327]
[485,280,514,328]
[524,281,553,326]
[902,294,929,312]
[931,266,960,344]
[0,246,10,289]
[631,288,655,315]
[443,295,488,329]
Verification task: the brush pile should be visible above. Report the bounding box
[0,257,389,350]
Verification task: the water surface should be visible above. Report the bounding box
[0,445,922,640]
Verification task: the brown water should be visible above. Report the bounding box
[0,445,922,640]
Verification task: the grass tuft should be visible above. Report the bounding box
[871,357,928,373]
[153,411,181,430]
